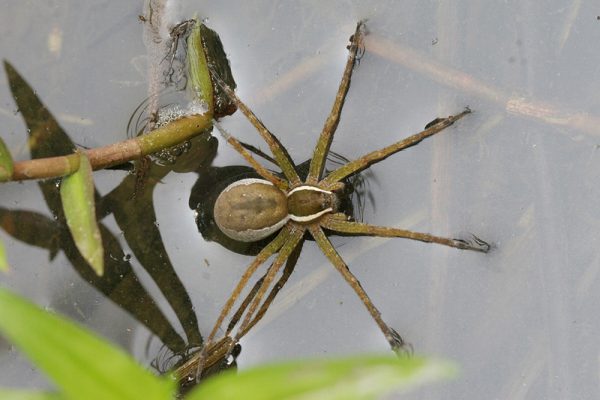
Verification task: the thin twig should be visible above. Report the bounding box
[367,34,600,137]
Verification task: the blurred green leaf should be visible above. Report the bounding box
[59,152,103,275]
[0,208,186,353]
[0,288,455,400]
[0,389,64,399]
[0,238,8,272]
[189,354,456,400]
[0,137,13,182]
[0,288,175,400]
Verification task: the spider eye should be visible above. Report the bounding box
[213,178,289,242]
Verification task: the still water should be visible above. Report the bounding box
[1,1,599,398]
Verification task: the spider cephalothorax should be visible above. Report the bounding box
[196,21,489,373]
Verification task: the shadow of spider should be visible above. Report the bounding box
[197,21,489,374]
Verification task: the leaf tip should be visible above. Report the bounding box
[60,152,104,276]
[0,136,15,182]
[0,240,10,273]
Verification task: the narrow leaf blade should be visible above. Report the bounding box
[187,17,213,113]
[193,21,238,118]
[59,152,103,275]
[0,136,14,182]
[189,354,456,400]
[0,288,174,400]
[0,238,8,272]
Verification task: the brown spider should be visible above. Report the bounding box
[198,21,488,369]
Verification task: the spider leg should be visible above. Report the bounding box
[233,228,304,340]
[209,68,301,186]
[320,109,471,189]
[214,121,288,189]
[237,140,278,166]
[196,225,292,379]
[306,21,366,184]
[174,336,236,384]
[308,225,408,352]
[321,213,490,253]
[225,272,264,336]
[235,238,304,339]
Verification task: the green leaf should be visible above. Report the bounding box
[0,389,64,399]
[189,354,456,400]
[0,288,175,400]
[187,17,213,113]
[59,152,103,275]
[0,238,8,272]
[0,137,13,182]
[185,20,237,119]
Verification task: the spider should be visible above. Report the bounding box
[197,21,489,369]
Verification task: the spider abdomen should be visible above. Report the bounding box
[214,178,289,242]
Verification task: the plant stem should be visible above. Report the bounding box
[10,113,211,181]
